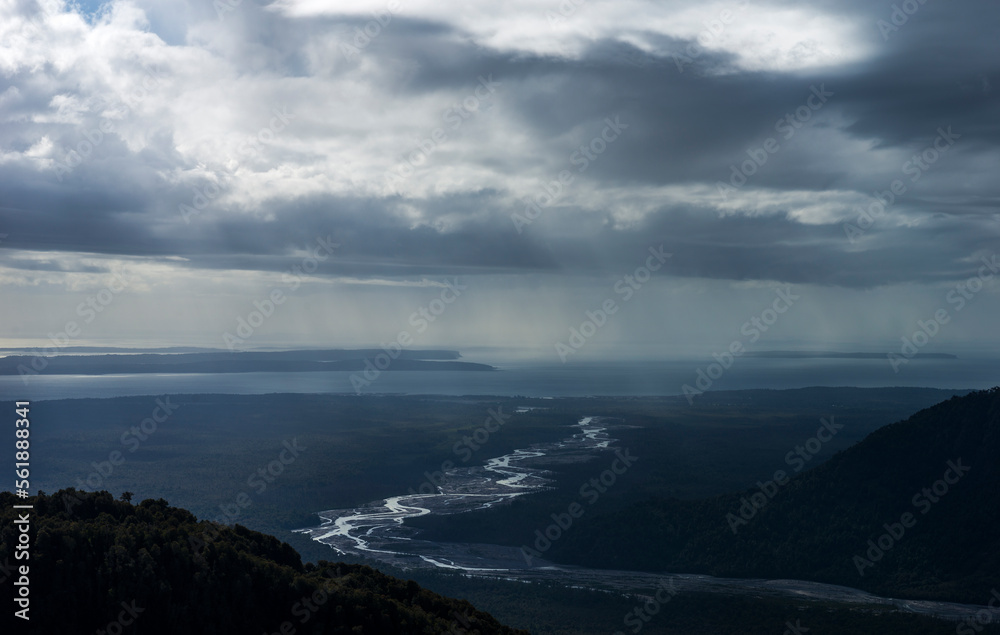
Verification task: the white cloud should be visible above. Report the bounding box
[0,0,996,353]
[270,0,872,72]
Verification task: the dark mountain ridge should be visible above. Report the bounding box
[548,386,1000,602]
[0,490,525,634]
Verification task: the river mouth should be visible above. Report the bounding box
[296,415,998,622]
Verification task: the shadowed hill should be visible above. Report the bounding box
[0,489,526,634]
[548,387,1000,602]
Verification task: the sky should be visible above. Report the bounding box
[0,0,998,360]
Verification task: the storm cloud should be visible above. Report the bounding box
[0,0,997,354]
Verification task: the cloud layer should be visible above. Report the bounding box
[0,0,997,354]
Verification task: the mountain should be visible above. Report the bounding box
[0,490,525,634]
[548,386,1000,602]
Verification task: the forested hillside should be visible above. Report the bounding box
[549,387,1000,601]
[0,490,525,634]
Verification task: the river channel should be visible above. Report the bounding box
[296,415,998,623]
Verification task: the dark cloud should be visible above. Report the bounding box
[1,0,998,292]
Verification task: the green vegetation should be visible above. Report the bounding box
[13,386,994,632]
[29,388,958,564]
[377,568,1000,635]
[28,394,578,562]
[0,489,526,634]
[430,388,1000,603]
[2,489,985,635]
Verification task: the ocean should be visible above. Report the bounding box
[0,356,996,402]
